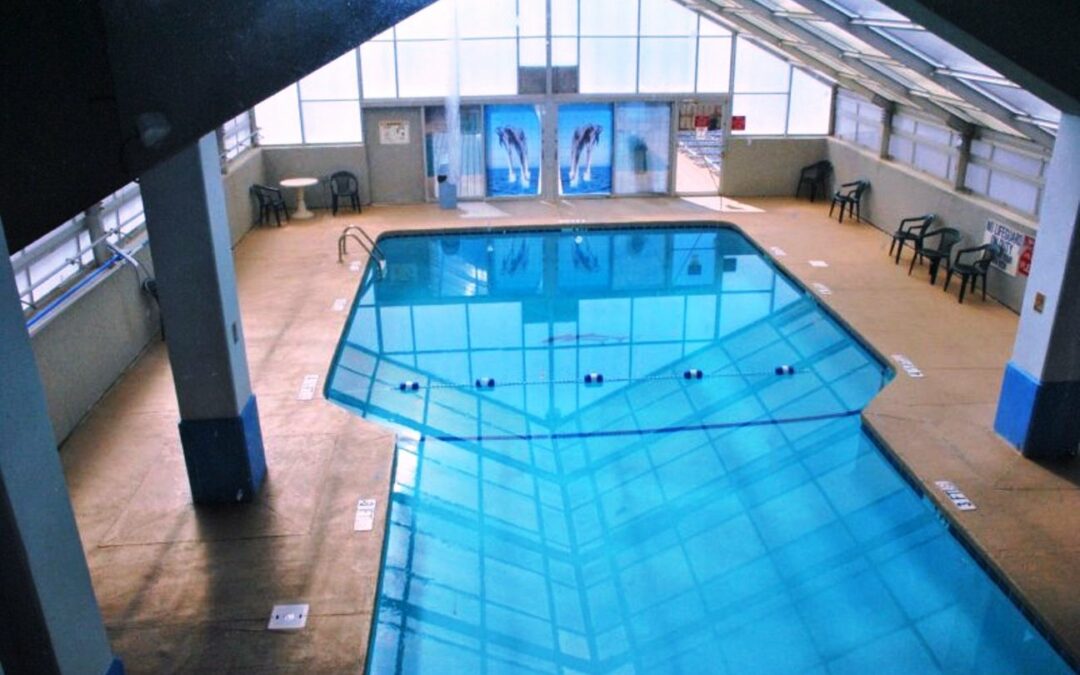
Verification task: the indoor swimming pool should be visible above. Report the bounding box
[326,225,1071,674]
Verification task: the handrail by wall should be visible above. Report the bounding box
[25,240,150,331]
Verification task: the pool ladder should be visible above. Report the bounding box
[338,226,385,274]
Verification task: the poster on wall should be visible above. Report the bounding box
[378,120,410,145]
[614,102,671,195]
[558,104,612,196]
[485,105,542,197]
[983,219,1034,277]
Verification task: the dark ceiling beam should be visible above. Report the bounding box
[1,0,435,253]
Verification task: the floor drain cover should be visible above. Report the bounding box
[268,603,309,631]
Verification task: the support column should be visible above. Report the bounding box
[140,132,266,502]
[84,203,113,266]
[994,112,1080,459]
[0,219,122,674]
[876,99,895,160]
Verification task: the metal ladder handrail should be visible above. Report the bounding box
[337,226,386,278]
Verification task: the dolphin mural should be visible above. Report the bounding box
[496,126,531,185]
[568,123,602,187]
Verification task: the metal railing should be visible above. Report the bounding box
[337,226,385,273]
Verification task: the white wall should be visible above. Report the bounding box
[827,138,1035,311]
[261,145,370,210]
[722,137,829,197]
[222,147,266,244]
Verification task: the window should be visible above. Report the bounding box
[888,113,960,183]
[11,182,145,312]
[359,0,520,99]
[835,90,883,151]
[787,70,832,135]
[220,112,254,161]
[965,137,1048,216]
[255,52,361,145]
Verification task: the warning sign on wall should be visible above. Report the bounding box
[731,116,746,131]
[983,219,1034,277]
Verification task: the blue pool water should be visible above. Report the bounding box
[326,226,1072,674]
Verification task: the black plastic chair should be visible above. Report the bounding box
[329,171,361,215]
[251,184,288,226]
[888,214,935,264]
[795,160,832,202]
[909,227,961,285]
[944,243,999,303]
[829,180,869,223]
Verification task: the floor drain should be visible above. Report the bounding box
[268,603,309,631]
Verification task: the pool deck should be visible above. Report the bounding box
[60,196,1078,672]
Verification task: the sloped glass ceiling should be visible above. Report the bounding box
[688,0,1061,143]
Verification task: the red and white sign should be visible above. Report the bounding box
[1018,235,1035,277]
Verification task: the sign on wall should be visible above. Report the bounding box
[379,120,410,145]
[983,219,1035,277]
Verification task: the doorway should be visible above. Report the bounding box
[674,99,726,196]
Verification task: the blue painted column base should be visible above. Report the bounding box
[994,362,1080,459]
[178,395,267,503]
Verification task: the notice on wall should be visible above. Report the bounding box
[354,498,377,532]
[983,219,1035,277]
[379,120,410,145]
[731,116,746,131]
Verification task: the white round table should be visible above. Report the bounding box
[280,177,319,220]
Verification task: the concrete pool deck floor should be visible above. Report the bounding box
[59,196,1078,672]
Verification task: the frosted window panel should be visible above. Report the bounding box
[640,0,697,36]
[360,41,396,98]
[78,231,94,266]
[118,192,144,230]
[913,144,950,179]
[914,121,951,145]
[855,124,880,150]
[889,135,914,163]
[580,38,637,93]
[989,173,1040,214]
[731,94,788,135]
[734,38,790,93]
[580,0,637,36]
[551,0,578,35]
[696,37,731,93]
[519,0,547,36]
[970,139,992,159]
[299,52,359,100]
[836,115,857,141]
[395,2,452,39]
[301,101,361,143]
[520,37,547,67]
[371,28,394,41]
[459,40,517,96]
[457,0,516,38]
[552,37,578,66]
[993,146,1044,177]
[397,41,451,98]
[639,37,695,93]
[700,16,730,36]
[964,163,990,193]
[786,69,831,134]
[893,113,916,134]
[837,96,859,116]
[254,85,302,145]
